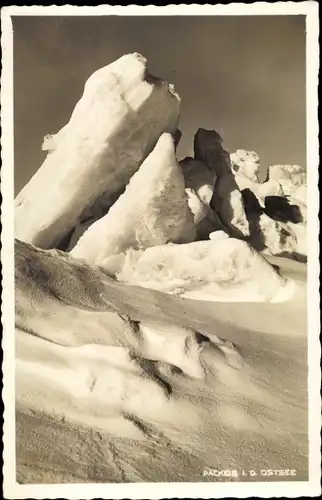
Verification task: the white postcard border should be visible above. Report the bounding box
[1,3,320,498]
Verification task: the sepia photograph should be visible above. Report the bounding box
[1,3,320,499]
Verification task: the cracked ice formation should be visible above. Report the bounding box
[230,149,261,182]
[15,53,181,249]
[263,164,307,259]
[268,164,306,197]
[71,133,196,265]
[241,188,306,259]
[236,177,284,207]
[228,155,307,260]
[230,149,284,206]
[194,129,250,237]
[252,213,298,255]
[179,157,225,239]
[179,157,216,225]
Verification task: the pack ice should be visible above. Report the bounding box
[71,133,196,265]
[13,54,309,483]
[15,53,180,249]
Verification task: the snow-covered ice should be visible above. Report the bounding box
[71,133,196,264]
[268,163,306,197]
[194,129,250,237]
[112,238,293,303]
[230,149,261,182]
[15,53,180,249]
[179,156,215,225]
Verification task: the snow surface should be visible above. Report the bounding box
[15,53,180,249]
[15,239,308,483]
[71,133,196,264]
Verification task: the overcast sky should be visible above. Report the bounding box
[13,15,306,193]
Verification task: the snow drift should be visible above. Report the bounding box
[14,239,219,430]
[15,53,180,249]
[109,238,294,303]
[15,239,308,483]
